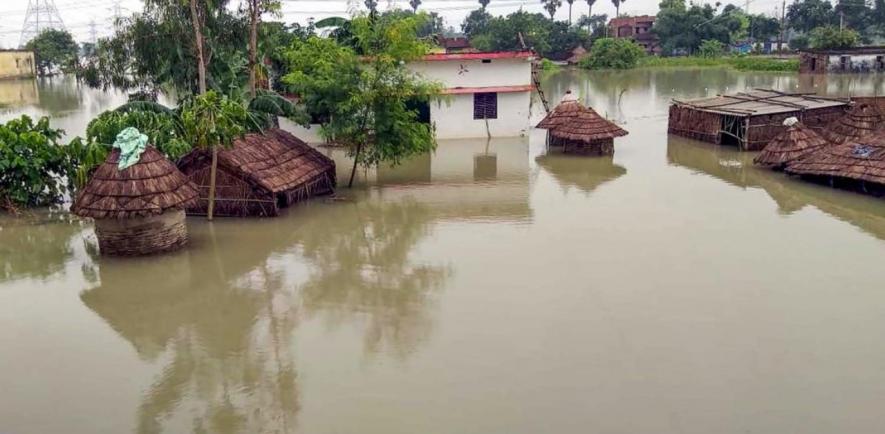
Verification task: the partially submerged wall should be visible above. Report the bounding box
[0,51,35,79]
[668,105,721,144]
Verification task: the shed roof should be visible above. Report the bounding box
[72,146,199,219]
[754,121,829,167]
[536,100,628,142]
[800,46,885,55]
[672,89,848,117]
[178,128,335,194]
[786,131,885,185]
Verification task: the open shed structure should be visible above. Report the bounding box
[668,89,849,151]
[177,128,336,217]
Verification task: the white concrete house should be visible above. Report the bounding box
[408,51,535,139]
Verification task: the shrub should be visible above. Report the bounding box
[0,116,70,208]
[86,104,192,161]
[539,58,559,70]
[698,40,725,58]
[809,26,859,50]
[580,38,645,70]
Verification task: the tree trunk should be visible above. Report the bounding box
[348,142,363,188]
[568,3,573,25]
[189,0,207,94]
[587,5,593,33]
[207,146,219,220]
[248,0,259,99]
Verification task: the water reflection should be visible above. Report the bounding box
[667,135,885,240]
[535,152,627,195]
[0,210,95,283]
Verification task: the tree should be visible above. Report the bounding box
[365,0,378,13]
[654,0,737,55]
[565,0,576,24]
[786,0,834,34]
[809,25,859,49]
[479,0,491,9]
[543,0,563,19]
[0,116,70,209]
[580,37,644,69]
[462,9,492,36]
[24,29,79,76]
[748,14,780,40]
[180,91,249,220]
[282,13,441,187]
[243,0,282,98]
[410,0,421,12]
[577,13,608,39]
[585,0,597,32]
[612,0,625,17]
[698,39,725,57]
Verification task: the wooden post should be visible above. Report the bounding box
[189,0,207,94]
[207,146,219,221]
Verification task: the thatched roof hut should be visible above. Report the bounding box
[785,131,885,195]
[821,102,884,145]
[177,128,336,217]
[754,118,829,169]
[536,96,628,156]
[71,146,199,256]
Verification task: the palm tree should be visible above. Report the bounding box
[612,0,624,17]
[543,0,562,19]
[585,0,597,32]
[566,0,575,24]
[410,0,421,12]
[479,0,490,9]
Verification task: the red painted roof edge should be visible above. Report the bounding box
[421,51,535,61]
[441,85,534,95]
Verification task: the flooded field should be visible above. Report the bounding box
[2,69,885,434]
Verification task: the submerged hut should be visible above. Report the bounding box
[177,128,336,217]
[820,102,884,145]
[754,117,829,169]
[668,89,848,150]
[71,129,199,256]
[536,93,628,156]
[785,131,885,196]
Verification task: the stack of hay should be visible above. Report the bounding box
[821,102,884,145]
[786,131,885,196]
[72,128,199,256]
[536,92,628,156]
[754,117,829,170]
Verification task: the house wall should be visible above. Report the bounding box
[408,58,532,89]
[825,54,885,73]
[432,91,531,139]
[0,51,35,79]
[799,52,829,74]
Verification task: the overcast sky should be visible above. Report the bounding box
[0,0,789,48]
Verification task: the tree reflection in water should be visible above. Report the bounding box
[0,209,96,283]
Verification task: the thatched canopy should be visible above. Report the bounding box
[754,120,829,168]
[536,100,628,143]
[72,146,199,219]
[821,102,884,145]
[786,131,885,186]
[179,128,335,195]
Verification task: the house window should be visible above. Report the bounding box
[473,92,497,120]
[840,55,851,71]
[481,59,491,64]
[876,56,884,71]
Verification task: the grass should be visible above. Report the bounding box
[636,56,799,72]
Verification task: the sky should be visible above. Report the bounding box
[0,0,790,48]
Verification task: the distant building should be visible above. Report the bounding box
[799,47,885,74]
[436,36,475,54]
[407,51,535,139]
[0,50,36,79]
[608,15,660,55]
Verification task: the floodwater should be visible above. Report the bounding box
[2,69,885,434]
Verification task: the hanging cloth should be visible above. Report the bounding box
[113,127,148,170]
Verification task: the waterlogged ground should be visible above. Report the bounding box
[2,70,885,434]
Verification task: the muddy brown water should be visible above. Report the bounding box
[2,70,885,434]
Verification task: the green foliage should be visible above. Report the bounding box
[65,136,109,190]
[24,29,79,76]
[809,26,859,49]
[86,107,191,160]
[539,58,560,70]
[786,0,834,34]
[180,91,249,150]
[698,39,725,58]
[461,9,492,36]
[789,35,810,50]
[655,0,743,55]
[580,38,645,69]
[465,10,591,59]
[282,13,440,183]
[577,14,608,39]
[0,116,69,208]
[543,0,563,19]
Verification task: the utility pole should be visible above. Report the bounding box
[89,20,98,44]
[19,0,66,47]
[839,11,844,30]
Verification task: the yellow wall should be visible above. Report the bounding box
[0,51,36,80]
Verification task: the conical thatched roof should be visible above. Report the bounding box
[785,131,885,186]
[536,100,628,143]
[72,146,199,219]
[754,120,829,168]
[821,103,884,145]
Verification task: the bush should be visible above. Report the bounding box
[789,35,810,51]
[580,38,645,70]
[539,58,559,70]
[0,116,70,208]
[809,26,859,50]
[698,40,725,58]
[86,104,192,161]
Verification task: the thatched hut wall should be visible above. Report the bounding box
[668,105,721,143]
[745,106,845,150]
[94,210,189,256]
[556,137,614,156]
[184,164,279,217]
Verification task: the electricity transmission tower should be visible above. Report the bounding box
[18,0,66,47]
